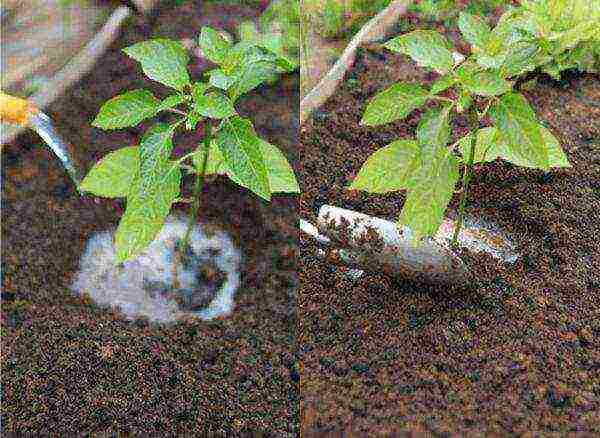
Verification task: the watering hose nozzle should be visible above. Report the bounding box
[0,90,84,192]
[0,91,39,127]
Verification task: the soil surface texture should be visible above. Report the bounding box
[299,16,600,436]
[2,1,298,435]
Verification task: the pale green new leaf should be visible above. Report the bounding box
[384,30,455,73]
[457,12,492,50]
[193,92,236,119]
[349,140,420,194]
[215,116,270,201]
[489,92,549,169]
[475,13,533,72]
[361,83,429,126]
[238,21,296,71]
[81,146,139,197]
[114,123,180,262]
[199,27,232,65]
[123,39,190,91]
[92,89,159,130]
[400,149,460,243]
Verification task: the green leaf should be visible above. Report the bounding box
[259,33,298,72]
[538,126,571,168]
[349,140,420,194]
[214,116,270,201]
[123,39,191,91]
[430,74,457,94]
[475,14,534,72]
[400,148,460,243]
[92,89,159,130]
[115,168,181,263]
[199,27,232,65]
[114,123,180,262]
[156,94,185,112]
[194,139,299,193]
[224,43,281,101]
[384,30,455,73]
[500,41,545,78]
[459,126,571,168]
[457,12,491,50]
[416,105,452,156]
[193,91,236,119]
[361,83,429,126]
[500,127,569,168]
[81,146,139,197]
[489,92,549,169]
[551,21,599,52]
[137,123,177,186]
[257,139,299,193]
[456,63,512,96]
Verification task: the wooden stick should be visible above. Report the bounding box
[300,0,414,125]
[1,6,131,145]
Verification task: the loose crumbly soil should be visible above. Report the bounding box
[2,1,298,435]
[299,17,600,435]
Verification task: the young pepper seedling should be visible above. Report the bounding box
[82,26,300,263]
[348,5,586,246]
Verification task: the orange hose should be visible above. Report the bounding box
[0,91,39,126]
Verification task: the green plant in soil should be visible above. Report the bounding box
[81,27,300,263]
[349,0,600,246]
[409,0,507,25]
[301,0,393,39]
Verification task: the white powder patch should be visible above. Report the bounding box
[70,216,241,324]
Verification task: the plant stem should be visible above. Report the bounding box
[451,106,478,247]
[180,119,211,252]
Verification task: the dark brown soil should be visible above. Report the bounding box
[2,1,298,435]
[298,24,600,436]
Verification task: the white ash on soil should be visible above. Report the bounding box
[70,216,241,324]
